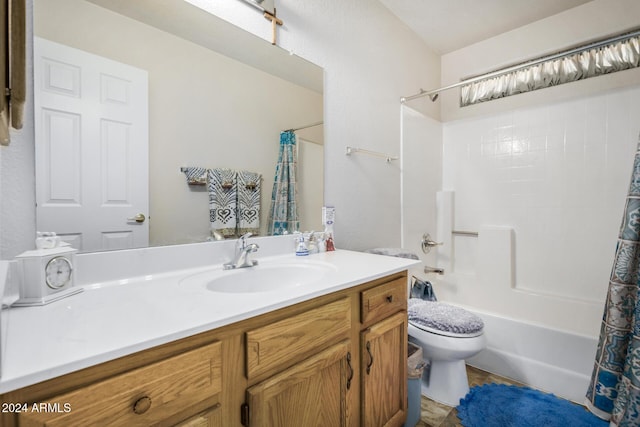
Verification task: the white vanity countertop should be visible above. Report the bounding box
[0,249,418,393]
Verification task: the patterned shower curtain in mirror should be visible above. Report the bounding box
[586,136,640,426]
[267,131,299,235]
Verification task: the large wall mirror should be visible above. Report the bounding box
[33,0,324,253]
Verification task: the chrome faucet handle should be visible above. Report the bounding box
[421,233,443,254]
[238,242,260,268]
[224,235,259,270]
[236,232,253,250]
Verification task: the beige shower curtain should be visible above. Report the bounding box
[1,0,26,146]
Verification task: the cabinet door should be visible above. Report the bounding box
[173,405,222,427]
[246,340,352,427]
[361,312,407,427]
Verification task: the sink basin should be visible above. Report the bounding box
[180,260,337,293]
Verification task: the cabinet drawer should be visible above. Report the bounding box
[361,277,407,325]
[246,297,351,380]
[19,341,222,427]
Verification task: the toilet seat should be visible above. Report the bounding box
[408,298,484,338]
[409,320,483,338]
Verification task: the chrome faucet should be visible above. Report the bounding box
[224,233,259,270]
[424,266,445,275]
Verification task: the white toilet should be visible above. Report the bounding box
[407,299,486,406]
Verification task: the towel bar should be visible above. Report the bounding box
[452,230,478,237]
[345,146,398,163]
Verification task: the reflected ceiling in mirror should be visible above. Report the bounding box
[236,0,276,16]
[33,0,324,253]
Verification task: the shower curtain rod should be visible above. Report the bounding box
[284,121,324,132]
[400,27,640,103]
[298,137,322,145]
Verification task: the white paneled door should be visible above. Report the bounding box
[34,37,149,252]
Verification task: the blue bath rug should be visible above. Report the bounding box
[457,384,608,427]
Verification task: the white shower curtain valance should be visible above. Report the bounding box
[460,34,640,107]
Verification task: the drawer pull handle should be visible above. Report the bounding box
[346,352,354,390]
[386,295,393,303]
[366,341,374,375]
[133,396,152,415]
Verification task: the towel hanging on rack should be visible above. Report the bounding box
[180,167,207,185]
[208,168,237,238]
[411,276,437,301]
[0,0,26,145]
[237,170,262,236]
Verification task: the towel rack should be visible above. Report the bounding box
[345,146,399,163]
[452,230,478,237]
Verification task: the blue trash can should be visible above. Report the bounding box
[404,342,426,427]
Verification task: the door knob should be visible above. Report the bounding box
[127,213,146,223]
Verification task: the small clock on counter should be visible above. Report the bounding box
[13,245,83,306]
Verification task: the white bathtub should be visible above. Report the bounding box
[463,307,598,403]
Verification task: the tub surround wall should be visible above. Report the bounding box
[435,86,640,402]
[432,0,640,403]
[440,86,640,338]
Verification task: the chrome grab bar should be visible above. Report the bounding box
[452,230,479,237]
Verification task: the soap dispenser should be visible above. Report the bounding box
[295,234,309,256]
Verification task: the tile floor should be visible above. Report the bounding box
[416,365,525,427]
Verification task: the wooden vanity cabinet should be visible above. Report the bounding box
[360,277,408,427]
[16,341,224,427]
[241,275,408,427]
[0,272,408,427]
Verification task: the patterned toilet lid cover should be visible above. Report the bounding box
[408,298,484,337]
